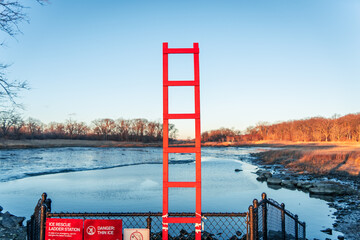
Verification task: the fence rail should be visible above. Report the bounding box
[27,192,305,240]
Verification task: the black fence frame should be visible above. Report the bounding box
[27,192,305,240]
[248,193,306,240]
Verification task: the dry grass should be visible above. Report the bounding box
[253,143,360,176]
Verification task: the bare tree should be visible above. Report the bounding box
[92,118,116,140]
[0,0,47,107]
[25,117,42,138]
[0,110,14,137]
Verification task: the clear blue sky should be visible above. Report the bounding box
[1,0,360,138]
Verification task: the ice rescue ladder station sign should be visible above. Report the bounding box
[45,219,122,240]
[45,218,83,240]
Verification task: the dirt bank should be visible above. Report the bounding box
[0,139,162,149]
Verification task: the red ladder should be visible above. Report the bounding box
[162,42,202,240]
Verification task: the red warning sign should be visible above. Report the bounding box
[45,218,83,240]
[84,219,122,240]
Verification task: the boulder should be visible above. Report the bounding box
[281,180,295,189]
[256,175,267,181]
[262,171,272,179]
[234,169,242,172]
[309,187,337,196]
[321,228,332,235]
[1,211,25,228]
[267,177,282,185]
[0,206,3,212]
[296,181,313,190]
[310,182,354,196]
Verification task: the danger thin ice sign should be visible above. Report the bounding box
[84,219,122,240]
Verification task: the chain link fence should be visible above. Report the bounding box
[27,192,305,240]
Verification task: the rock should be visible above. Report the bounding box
[309,187,337,196]
[234,169,242,172]
[229,235,238,240]
[201,231,216,240]
[0,206,3,212]
[256,175,267,181]
[262,171,272,179]
[256,170,272,179]
[267,177,282,185]
[0,210,26,240]
[179,229,188,236]
[309,182,354,196]
[236,231,242,236]
[296,181,313,190]
[281,180,295,189]
[338,236,345,240]
[1,211,25,228]
[320,228,332,235]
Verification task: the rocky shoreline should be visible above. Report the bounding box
[249,152,360,240]
[0,206,26,240]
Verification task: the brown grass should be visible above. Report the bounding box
[253,143,360,176]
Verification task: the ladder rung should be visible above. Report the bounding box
[163,217,201,224]
[166,182,199,188]
[165,113,200,119]
[165,81,198,86]
[165,48,199,54]
[164,147,200,153]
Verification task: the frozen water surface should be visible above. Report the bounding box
[0,147,341,239]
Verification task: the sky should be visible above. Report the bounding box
[1,0,360,138]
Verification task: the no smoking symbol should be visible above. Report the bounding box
[87,226,96,235]
[130,230,143,240]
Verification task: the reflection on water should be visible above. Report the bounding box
[0,147,340,239]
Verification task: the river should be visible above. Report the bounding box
[0,147,341,239]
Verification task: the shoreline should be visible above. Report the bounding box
[249,146,360,240]
[3,139,360,149]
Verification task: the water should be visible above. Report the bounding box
[0,147,341,239]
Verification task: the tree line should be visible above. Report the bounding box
[0,111,177,142]
[247,113,360,142]
[202,113,360,143]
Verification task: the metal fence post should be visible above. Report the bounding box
[146,213,152,237]
[303,222,306,240]
[253,199,258,240]
[261,193,267,240]
[281,203,285,240]
[294,215,298,240]
[249,205,254,240]
[39,205,46,240]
